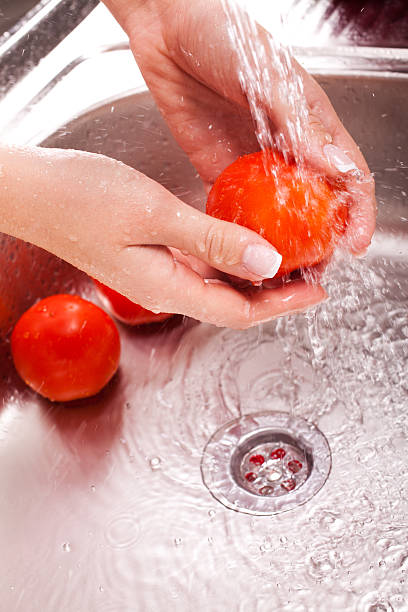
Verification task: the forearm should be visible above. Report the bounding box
[0,145,122,272]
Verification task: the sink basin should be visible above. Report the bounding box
[0,45,407,611]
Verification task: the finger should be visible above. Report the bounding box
[127,178,283,282]
[109,245,327,329]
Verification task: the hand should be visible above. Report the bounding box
[104,0,376,255]
[0,146,326,329]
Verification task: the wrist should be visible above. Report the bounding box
[102,0,174,34]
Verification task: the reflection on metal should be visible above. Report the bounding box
[0,0,98,96]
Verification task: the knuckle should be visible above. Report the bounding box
[203,223,237,266]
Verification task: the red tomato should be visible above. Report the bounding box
[206,150,349,276]
[93,280,172,326]
[11,294,120,402]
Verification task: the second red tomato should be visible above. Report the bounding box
[93,280,172,326]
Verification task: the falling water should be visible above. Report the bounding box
[219,0,383,387]
[221,0,312,167]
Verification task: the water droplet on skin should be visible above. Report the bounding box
[149,457,162,470]
[174,537,182,547]
[62,542,71,553]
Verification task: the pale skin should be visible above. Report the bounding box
[0,0,376,329]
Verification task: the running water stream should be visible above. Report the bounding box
[221,0,312,166]
[218,0,395,403]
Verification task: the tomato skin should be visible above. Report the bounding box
[206,151,349,276]
[11,294,120,402]
[93,280,172,326]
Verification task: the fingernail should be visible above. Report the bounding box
[323,144,357,173]
[354,248,368,259]
[242,244,282,278]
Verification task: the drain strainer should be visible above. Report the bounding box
[201,411,331,515]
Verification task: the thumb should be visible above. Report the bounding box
[150,198,283,282]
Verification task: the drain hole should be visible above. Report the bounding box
[201,411,331,516]
[231,431,312,498]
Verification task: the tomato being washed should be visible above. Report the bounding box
[11,294,121,402]
[93,280,173,326]
[206,150,349,276]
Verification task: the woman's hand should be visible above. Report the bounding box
[0,146,325,329]
[104,0,376,256]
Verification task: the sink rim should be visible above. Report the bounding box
[1,41,408,146]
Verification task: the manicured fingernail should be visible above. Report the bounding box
[323,144,357,173]
[354,248,368,259]
[242,244,282,278]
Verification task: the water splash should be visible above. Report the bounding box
[221,0,312,169]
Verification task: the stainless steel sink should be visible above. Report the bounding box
[0,44,407,611]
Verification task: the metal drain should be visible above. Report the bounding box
[201,411,331,515]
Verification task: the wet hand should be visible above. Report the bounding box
[104,0,376,256]
[0,146,326,329]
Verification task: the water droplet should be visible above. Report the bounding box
[62,542,71,553]
[149,456,162,470]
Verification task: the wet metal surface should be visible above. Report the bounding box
[0,0,98,95]
[0,61,407,610]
